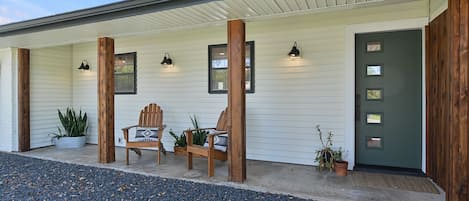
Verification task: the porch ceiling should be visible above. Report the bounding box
[0,0,417,49]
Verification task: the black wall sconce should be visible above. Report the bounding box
[288,41,300,58]
[160,53,173,67]
[78,60,90,70]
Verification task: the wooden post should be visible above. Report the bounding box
[18,48,30,152]
[227,19,246,182]
[98,37,115,163]
[448,0,469,200]
[427,8,469,200]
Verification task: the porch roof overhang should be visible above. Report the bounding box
[0,0,416,49]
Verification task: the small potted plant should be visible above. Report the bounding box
[168,115,209,156]
[50,107,88,149]
[314,125,335,171]
[333,148,349,176]
[169,129,187,156]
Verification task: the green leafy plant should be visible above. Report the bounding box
[50,107,88,140]
[332,148,343,162]
[190,115,209,146]
[169,129,187,147]
[168,116,209,148]
[314,125,335,171]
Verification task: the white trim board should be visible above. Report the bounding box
[344,18,428,171]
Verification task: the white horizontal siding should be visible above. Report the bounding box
[72,45,98,144]
[30,46,73,148]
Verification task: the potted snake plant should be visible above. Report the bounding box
[50,107,88,149]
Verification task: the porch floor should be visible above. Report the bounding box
[21,145,444,201]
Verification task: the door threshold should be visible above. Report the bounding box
[354,164,425,177]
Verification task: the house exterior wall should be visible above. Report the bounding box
[65,0,428,166]
[0,48,17,152]
[72,44,99,144]
[430,0,448,21]
[29,46,73,148]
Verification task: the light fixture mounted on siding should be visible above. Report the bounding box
[288,41,300,58]
[160,52,173,67]
[78,60,90,71]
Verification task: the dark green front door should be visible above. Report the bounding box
[355,30,422,169]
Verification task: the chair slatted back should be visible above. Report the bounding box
[138,103,163,128]
[216,108,228,131]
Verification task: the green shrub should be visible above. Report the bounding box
[314,125,335,171]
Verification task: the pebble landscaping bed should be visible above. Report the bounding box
[0,152,313,201]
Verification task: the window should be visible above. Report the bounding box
[366,113,383,124]
[366,137,383,149]
[366,65,382,76]
[366,88,383,101]
[366,41,382,52]
[114,52,137,94]
[208,41,254,94]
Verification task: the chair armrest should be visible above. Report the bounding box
[185,128,216,132]
[207,130,228,136]
[157,125,166,140]
[184,128,215,146]
[122,125,138,131]
[122,125,138,141]
[207,131,228,148]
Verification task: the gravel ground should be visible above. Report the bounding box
[0,152,313,201]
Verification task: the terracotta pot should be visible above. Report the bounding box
[334,161,349,176]
[173,146,187,156]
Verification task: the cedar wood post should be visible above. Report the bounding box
[448,0,469,200]
[18,48,30,152]
[427,4,469,200]
[98,37,116,163]
[227,19,247,182]
[427,13,449,190]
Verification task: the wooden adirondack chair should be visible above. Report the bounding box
[122,103,165,165]
[186,109,228,177]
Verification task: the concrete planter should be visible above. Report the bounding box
[54,136,86,149]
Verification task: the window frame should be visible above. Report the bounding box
[208,41,255,94]
[114,52,137,95]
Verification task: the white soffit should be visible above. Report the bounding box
[0,0,416,48]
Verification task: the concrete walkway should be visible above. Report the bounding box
[21,145,445,201]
